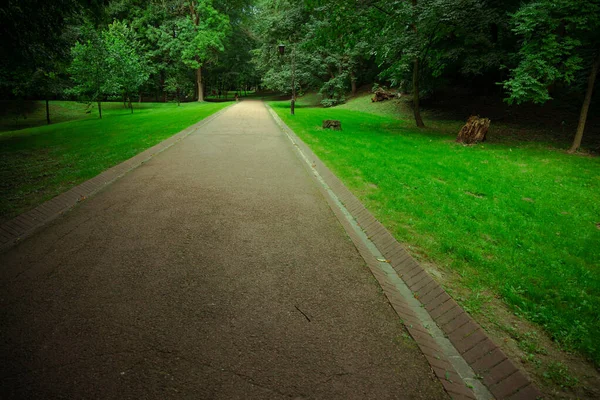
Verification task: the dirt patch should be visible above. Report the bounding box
[475,297,600,399]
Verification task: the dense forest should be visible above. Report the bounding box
[1,0,599,151]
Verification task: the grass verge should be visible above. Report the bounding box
[0,101,229,223]
[269,95,600,375]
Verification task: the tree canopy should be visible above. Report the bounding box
[0,0,598,151]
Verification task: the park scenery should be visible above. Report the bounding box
[1,1,599,399]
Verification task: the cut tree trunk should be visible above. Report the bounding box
[569,52,600,153]
[197,67,204,102]
[456,116,490,144]
[412,58,425,128]
[323,120,342,130]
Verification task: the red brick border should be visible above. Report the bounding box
[268,105,542,400]
[0,104,233,253]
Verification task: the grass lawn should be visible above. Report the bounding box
[0,100,95,132]
[0,101,229,223]
[269,95,600,369]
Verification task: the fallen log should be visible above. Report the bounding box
[456,116,490,144]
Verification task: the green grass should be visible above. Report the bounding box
[0,100,94,132]
[269,95,600,366]
[0,101,229,223]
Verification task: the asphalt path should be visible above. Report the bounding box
[0,101,447,399]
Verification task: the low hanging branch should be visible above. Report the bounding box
[456,116,491,144]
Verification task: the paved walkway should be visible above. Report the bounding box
[0,101,446,399]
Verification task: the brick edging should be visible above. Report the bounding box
[267,104,542,400]
[0,103,235,253]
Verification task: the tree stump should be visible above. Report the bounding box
[456,116,490,144]
[323,120,342,130]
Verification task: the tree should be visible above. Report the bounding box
[103,21,150,112]
[252,0,324,100]
[303,2,371,106]
[503,0,600,153]
[303,0,501,124]
[29,69,65,124]
[205,0,260,98]
[68,25,115,119]
[0,0,80,97]
[180,0,230,101]
[165,67,195,105]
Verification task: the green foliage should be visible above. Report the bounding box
[103,21,149,104]
[92,0,233,102]
[543,362,578,388]
[67,25,114,105]
[319,74,347,107]
[164,72,195,105]
[68,0,232,105]
[204,0,261,94]
[255,0,518,122]
[179,0,230,70]
[504,0,600,104]
[0,0,86,96]
[251,0,314,94]
[68,22,150,113]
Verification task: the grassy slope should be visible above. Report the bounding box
[0,100,94,132]
[270,95,600,366]
[0,101,229,223]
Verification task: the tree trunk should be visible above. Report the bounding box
[97,101,102,119]
[569,52,600,153]
[412,58,425,128]
[160,72,166,102]
[456,116,490,144]
[411,0,425,128]
[128,97,133,114]
[45,98,50,124]
[351,72,357,95]
[327,66,335,79]
[197,67,204,102]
